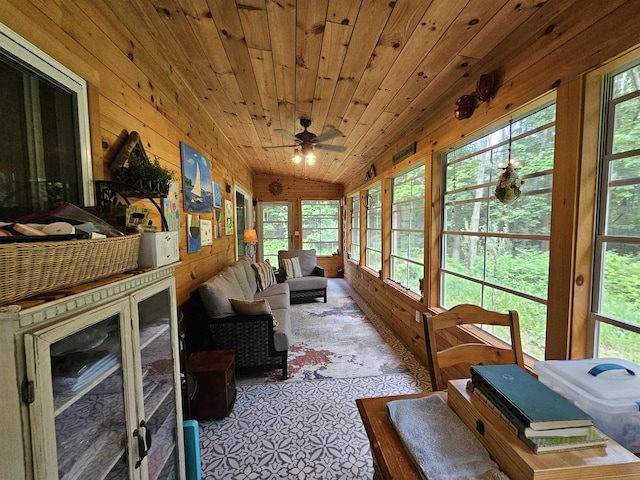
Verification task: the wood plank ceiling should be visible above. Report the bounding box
[118,0,594,184]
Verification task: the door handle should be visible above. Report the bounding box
[133,420,152,468]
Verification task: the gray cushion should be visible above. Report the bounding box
[271,307,291,352]
[229,262,254,300]
[286,276,327,292]
[199,272,239,318]
[278,249,318,277]
[255,283,290,310]
[237,256,257,296]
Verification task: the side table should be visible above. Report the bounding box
[188,349,237,420]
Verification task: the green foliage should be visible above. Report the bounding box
[125,152,175,185]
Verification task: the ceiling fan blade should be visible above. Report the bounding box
[313,128,343,143]
[314,144,347,152]
[273,129,301,143]
[263,144,299,150]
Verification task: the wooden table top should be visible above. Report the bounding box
[356,383,640,480]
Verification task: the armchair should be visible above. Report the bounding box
[278,249,327,303]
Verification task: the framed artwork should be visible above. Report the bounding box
[162,181,180,240]
[225,199,234,236]
[187,214,201,253]
[214,210,222,238]
[181,142,212,213]
[213,181,222,209]
[200,219,212,246]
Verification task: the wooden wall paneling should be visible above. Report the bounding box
[178,0,259,152]
[399,0,635,160]
[382,0,506,119]
[206,0,272,147]
[545,76,586,360]
[331,0,434,167]
[265,0,296,137]
[324,0,394,133]
[310,22,353,148]
[428,150,442,309]
[381,176,391,281]
[237,0,270,51]
[359,190,366,264]
[294,0,328,122]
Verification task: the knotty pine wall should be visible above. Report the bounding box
[253,173,344,277]
[343,4,640,363]
[0,1,253,306]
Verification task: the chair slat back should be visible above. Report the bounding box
[424,304,525,391]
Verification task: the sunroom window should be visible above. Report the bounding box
[301,200,340,256]
[349,194,360,262]
[0,23,93,218]
[591,61,640,363]
[365,184,382,272]
[390,163,425,295]
[441,104,556,359]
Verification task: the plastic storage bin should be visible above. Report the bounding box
[534,358,640,453]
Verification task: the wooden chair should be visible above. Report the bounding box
[424,304,525,391]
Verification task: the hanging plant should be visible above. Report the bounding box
[494,162,523,205]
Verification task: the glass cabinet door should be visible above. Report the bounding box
[25,300,138,480]
[131,280,183,480]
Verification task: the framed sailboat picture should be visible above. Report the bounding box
[180,142,212,213]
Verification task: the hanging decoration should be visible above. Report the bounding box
[454,72,497,120]
[495,120,524,205]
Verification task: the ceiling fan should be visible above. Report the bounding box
[264,118,347,160]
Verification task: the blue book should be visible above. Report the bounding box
[470,364,593,431]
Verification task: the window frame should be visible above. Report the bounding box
[301,199,341,256]
[589,59,640,360]
[349,194,360,262]
[439,103,557,359]
[390,162,426,295]
[0,22,94,206]
[365,183,382,273]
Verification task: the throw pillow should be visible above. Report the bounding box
[229,298,272,316]
[251,259,276,291]
[282,256,303,279]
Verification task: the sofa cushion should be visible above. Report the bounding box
[271,307,291,352]
[282,256,302,279]
[278,249,318,276]
[199,271,240,318]
[252,260,276,291]
[229,261,254,300]
[229,298,272,316]
[255,283,290,310]
[237,256,258,296]
[286,276,327,292]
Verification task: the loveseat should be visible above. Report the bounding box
[278,249,327,303]
[190,256,290,379]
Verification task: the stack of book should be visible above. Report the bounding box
[467,364,609,454]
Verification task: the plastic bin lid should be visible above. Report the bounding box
[535,358,640,401]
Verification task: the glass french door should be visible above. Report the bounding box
[25,300,137,480]
[130,279,183,480]
[260,202,292,266]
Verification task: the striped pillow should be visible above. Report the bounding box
[282,257,302,279]
[251,260,276,291]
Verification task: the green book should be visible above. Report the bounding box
[470,364,593,431]
[520,426,608,454]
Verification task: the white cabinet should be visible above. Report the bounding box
[0,265,185,480]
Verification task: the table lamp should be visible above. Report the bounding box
[243,229,258,260]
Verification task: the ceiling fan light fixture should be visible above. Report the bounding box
[306,153,316,165]
[292,149,302,163]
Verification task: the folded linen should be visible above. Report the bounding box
[387,395,509,480]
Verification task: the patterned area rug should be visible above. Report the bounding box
[237,283,414,384]
[198,279,432,479]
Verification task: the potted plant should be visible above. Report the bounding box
[110,132,174,197]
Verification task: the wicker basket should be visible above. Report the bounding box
[0,234,141,306]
